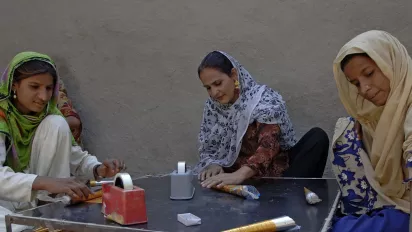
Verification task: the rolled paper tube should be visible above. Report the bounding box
[304,187,322,205]
[34,227,63,232]
[70,190,103,204]
[213,185,260,200]
[89,180,113,187]
[222,216,296,232]
[88,172,133,190]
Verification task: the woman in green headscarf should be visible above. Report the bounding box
[0,51,124,230]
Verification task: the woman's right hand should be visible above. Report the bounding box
[198,164,224,181]
[32,176,92,199]
[355,120,362,140]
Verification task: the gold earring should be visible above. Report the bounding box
[13,90,16,99]
[235,80,240,89]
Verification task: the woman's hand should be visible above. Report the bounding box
[96,159,125,178]
[198,164,224,181]
[32,176,92,199]
[200,166,255,188]
[201,172,245,188]
[355,120,362,140]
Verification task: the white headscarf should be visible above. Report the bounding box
[193,51,297,173]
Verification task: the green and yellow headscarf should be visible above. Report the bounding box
[0,51,76,172]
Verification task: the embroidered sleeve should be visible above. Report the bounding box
[243,122,281,177]
[403,107,412,183]
[58,82,81,120]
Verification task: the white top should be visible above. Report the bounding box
[0,133,100,203]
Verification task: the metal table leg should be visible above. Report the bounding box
[5,215,13,232]
[409,182,412,232]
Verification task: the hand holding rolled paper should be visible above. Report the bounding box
[212,184,260,200]
[201,172,245,188]
[70,189,103,204]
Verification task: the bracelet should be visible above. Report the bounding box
[93,164,103,179]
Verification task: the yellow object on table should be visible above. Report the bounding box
[33,227,63,232]
[213,185,260,200]
[222,216,296,232]
[71,190,103,204]
[85,196,103,203]
[304,187,322,205]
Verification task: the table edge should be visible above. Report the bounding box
[5,214,164,232]
[320,190,341,232]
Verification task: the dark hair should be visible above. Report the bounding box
[197,51,234,77]
[13,60,57,85]
[340,53,370,71]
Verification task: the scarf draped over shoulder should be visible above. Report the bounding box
[194,51,297,173]
[0,51,76,172]
[333,30,412,212]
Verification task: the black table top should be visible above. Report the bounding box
[14,177,339,232]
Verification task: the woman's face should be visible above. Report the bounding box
[199,67,238,104]
[343,55,391,106]
[12,73,54,114]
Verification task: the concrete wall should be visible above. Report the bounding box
[1,0,411,176]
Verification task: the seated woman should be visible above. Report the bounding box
[0,52,123,231]
[330,30,411,231]
[58,79,83,145]
[193,51,329,188]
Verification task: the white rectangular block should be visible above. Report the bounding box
[177,213,201,226]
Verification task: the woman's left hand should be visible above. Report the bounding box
[96,159,126,178]
[201,172,245,188]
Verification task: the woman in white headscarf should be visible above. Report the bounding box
[330,30,411,231]
[193,51,330,188]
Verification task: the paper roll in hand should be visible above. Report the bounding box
[212,185,260,200]
[70,190,103,204]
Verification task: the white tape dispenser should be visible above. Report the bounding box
[170,161,195,200]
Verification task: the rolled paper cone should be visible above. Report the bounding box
[304,187,310,195]
[222,216,296,232]
[34,228,63,232]
[212,185,241,195]
[88,180,113,187]
[213,185,260,200]
[304,187,322,205]
[34,228,48,232]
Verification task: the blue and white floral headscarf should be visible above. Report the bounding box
[193,51,297,173]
